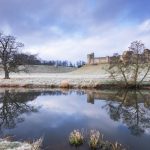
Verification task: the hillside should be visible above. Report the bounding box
[26,65,76,73]
[0,65,76,73]
[0,64,150,89]
[70,64,108,75]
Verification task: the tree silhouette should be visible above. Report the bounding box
[0,33,24,79]
[106,41,150,88]
[103,90,150,136]
[0,90,41,131]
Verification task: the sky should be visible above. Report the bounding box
[0,0,150,62]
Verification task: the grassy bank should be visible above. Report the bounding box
[0,64,149,89]
[0,76,150,89]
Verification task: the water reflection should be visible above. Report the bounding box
[87,89,150,136]
[0,89,150,137]
[0,88,149,149]
[0,90,40,132]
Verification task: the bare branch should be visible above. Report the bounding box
[106,41,150,88]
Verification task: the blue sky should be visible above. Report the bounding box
[0,0,150,62]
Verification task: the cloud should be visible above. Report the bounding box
[0,0,150,62]
[21,19,150,62]
[139,19,150,32]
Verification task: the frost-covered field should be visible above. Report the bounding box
[0,65,76,73]
[0,64,150,88]
[0,72,109,88]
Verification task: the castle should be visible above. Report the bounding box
[87,49,150,65]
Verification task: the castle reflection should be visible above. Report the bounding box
[86,89,150,106]
[86,89,150,136]
[0,88,149,137]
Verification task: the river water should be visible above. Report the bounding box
[0,88,149,150]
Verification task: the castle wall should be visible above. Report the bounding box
[89,57,109,64]
[87,49,150,65]
[98,57,109,64]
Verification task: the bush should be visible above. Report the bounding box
[69,130,84,146]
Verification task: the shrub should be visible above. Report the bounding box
[111,142,125,150]
[89,130,103,149]
[69,130,84,146]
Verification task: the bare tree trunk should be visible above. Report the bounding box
[134,56,139,88]
[138,65,150,85]
[118,65,128,86]
[4,67,10,79]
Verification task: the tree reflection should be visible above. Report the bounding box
[103,90,150,136]
[0,90,40,131]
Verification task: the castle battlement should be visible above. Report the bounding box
[87,49,150,65]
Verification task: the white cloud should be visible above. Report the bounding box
[1,1,150,62]
[139,19,150,32]
[20,19,150,62]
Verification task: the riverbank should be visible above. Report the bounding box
[0,73,107,88]
[0,138,42,150]
[0,73,150,89]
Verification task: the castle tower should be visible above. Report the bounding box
[87,53,94,64]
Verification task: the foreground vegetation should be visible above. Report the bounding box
[0,137,42,150]
[69,129,125,150]
[0,129,125,150]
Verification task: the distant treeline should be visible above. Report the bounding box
[17,53,85,68]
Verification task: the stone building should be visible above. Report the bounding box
[87,53,110,64]
[87,49,150,65]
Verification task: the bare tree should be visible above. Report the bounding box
[0,33,24,79]
[107,41,150,88]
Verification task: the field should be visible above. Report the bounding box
[0,64,150,88]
